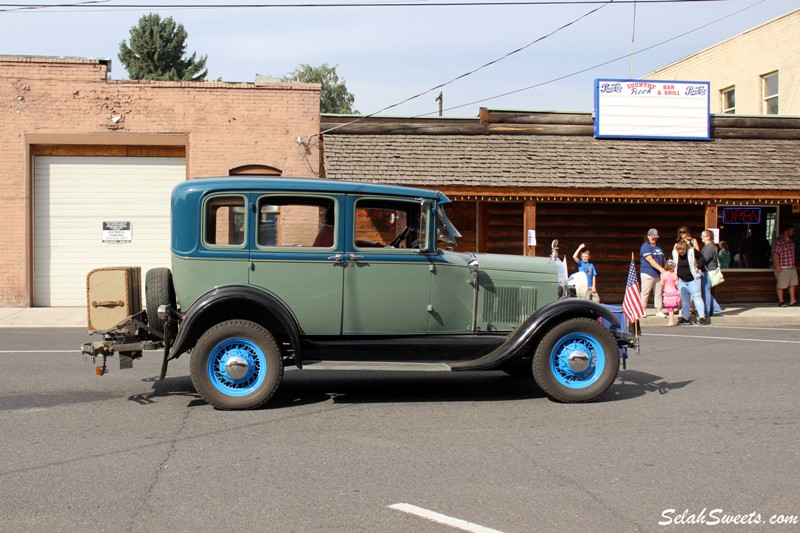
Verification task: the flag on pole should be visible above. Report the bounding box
[622,258,646,324]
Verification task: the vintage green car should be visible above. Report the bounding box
[83,177,634,410]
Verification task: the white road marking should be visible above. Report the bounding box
[646,333,800,344]
[0,349,162,354]
[0,350,80,354]
[389,503,505,533]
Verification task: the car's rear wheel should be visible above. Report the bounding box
[190,320,283,410]
[533,317,619,402]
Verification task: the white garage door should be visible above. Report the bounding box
[34,156,186,306]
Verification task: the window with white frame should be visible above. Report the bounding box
[721,86,735,114]
[762,72,779,114]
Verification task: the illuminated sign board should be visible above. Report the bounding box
[722,207,762,225]
[594,79,711,140]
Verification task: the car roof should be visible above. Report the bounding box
[174,177,447,201]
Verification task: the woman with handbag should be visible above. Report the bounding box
[673,240,707,325]
[700,230,725,320]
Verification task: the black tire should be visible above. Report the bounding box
[145,267,176,333]
[533,317,619,403]
[190,320,283,410]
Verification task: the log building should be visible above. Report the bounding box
[321,109,800,304]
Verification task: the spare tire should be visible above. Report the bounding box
[145,267,176,333]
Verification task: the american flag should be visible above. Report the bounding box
[622,258,646,324]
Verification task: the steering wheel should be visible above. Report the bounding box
[386,226,411,248]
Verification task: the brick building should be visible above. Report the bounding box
[1,56,320,307]
[645,7,800,115]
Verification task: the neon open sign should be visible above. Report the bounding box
[722,207,761,224]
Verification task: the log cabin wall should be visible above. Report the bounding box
[535,202,703,305]
[445,199,786,304]
[486,202,524,255]
[447,201,525,255]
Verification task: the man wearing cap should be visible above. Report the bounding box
[640,228,667,317]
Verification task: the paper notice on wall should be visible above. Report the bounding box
[709,228,719,243]
[527,230,537,246]
[102,221,132,243]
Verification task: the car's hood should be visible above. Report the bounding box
[474,252,556,275]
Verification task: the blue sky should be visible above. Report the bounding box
[1,0,797,117]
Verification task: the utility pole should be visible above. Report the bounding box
[436,92,443,117]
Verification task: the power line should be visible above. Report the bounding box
[316,0,618,136]
[0,0,740,12]
[428,0,766,115]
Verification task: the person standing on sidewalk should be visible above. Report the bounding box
[673,240,707,325]
[700,230,725,319]
[773,224,797,307]
[640,228,667,318]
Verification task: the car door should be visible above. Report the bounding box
[341,195,433,334]
[248,193,345,335]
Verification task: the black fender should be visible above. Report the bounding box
[449,298,620,371]
[167,286,302,361]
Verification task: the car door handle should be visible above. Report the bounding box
[327,254,344,264]
[348,254,364,262]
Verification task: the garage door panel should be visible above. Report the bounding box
[34,156,186,307]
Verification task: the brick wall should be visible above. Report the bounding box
[0,56,321,306]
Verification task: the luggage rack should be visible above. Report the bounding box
[81,310,167,375]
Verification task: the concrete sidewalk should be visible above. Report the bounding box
[638,302,798,327]
[0,303,797,328]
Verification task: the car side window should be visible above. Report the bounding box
[257,195,336,248]
[204,195,247,247]
[354,198,428,250]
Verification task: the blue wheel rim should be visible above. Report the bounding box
[207,337,267,397]
[549,332,605,389]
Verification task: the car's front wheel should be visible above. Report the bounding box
[190,320,283,410]
[533,317,619,402]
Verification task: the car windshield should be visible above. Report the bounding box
[437,204,462,247]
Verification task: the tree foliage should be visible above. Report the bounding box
[119,13,208,81]
[282,63,358,115]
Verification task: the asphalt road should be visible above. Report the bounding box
[0,325,798,533]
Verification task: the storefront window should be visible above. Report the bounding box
[717,206,777,268]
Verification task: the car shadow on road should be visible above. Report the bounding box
[604,370,694,401]
[128,375,201,406]
[127,369,692,408]
[270,371,547,407]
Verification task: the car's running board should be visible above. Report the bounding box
[301,361,453,372]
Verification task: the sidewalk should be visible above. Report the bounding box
[0,303,797,328]
[638,302,798,328]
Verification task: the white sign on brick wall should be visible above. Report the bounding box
[594,79,711,140]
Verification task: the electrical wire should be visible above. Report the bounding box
[426,0,766,115]
[0,0,109,12]
[314,0,617,137]
[0,0,742,11]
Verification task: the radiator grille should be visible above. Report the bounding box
[482,285,537,326]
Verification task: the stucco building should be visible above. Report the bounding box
[0,56,320,307]
[645,7,800,115]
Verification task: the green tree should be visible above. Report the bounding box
[282,63,358,114]
[119,13,208,81]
